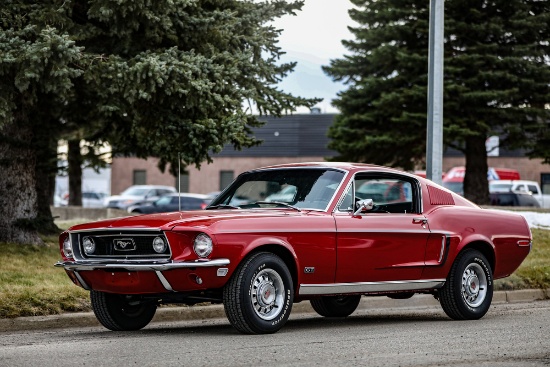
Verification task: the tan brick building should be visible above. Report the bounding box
[110,114,550,196]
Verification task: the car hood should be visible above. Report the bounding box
[67,209,309,232]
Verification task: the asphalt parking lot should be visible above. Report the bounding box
[0,288,547,333]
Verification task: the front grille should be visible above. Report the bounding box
[71,230,171,259]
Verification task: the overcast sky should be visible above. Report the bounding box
[272,0,355,113]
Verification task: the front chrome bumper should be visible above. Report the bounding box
[55,258,230,272]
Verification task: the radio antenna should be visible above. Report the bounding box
[178,153,181,211]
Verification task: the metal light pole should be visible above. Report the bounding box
[426,0,444,184]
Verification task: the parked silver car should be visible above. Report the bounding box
[103,185,176,210]
[128,193,211,213]
[82,192,108,208]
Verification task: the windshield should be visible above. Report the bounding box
[209,168,345,210]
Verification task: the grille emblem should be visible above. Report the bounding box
[113,238,136,251]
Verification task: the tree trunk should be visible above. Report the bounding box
[32,116,60,235]
[0,122,44,245]
[68,139,83,206]
[463,135,489,205]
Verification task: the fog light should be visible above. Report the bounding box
[63,236,73,258]
[152,237,167,253]
[193,233,213,258]
[82,237,95,255]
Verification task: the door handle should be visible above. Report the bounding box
[413,217,428,225]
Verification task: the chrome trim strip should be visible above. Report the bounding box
[438,235,446,262]
[69,227,163,233]
[337,229,432,234]
[73,271,91,291]
[67,229,164,233]
[55,258,230,271]
[87,233,165,237]
[298,279,445,295]
[155,271,174,292]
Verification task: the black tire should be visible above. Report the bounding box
[439,249,493,320]
[387,292,414,300]
[90,291,157,331]
[310,295,361,317]
[223,252,294,334]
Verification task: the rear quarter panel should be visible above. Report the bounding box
[422,206,531,280]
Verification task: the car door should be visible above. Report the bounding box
[333,173,430,284]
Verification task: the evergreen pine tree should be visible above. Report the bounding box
[324,0,549,204]
[0,0,317,244]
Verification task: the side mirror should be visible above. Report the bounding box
[354,199,374,216]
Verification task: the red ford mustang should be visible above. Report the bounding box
[56,162,532,334]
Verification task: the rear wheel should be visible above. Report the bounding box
[439,249,493,320]
[223,252,294,334]
[91,291,157,331]
[310,295,361,317]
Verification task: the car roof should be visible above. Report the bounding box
[250,161,415,176]
[127,185,176,190]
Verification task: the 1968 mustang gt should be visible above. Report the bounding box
[56,162,532,334]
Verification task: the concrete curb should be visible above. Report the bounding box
[1,289,548,333]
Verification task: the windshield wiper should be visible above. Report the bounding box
[206,204,240,210]
[254,201,302,212]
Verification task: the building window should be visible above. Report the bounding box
[220,170,234,191]
[542,173,550,195]
[176,172,189,193]
[133,170,146,185]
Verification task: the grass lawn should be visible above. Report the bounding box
[0,223,548,319]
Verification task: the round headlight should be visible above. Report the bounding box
[63,236,73,258]
[193,233,213,258]
[82,237,95,255]
[152,236,167,253]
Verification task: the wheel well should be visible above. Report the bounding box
[461,241,496,274]
[247,245,298,293]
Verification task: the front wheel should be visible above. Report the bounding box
[310,295,361,317]
[439,249,493,320]
[91,291,157,331]
[223,252,294,334]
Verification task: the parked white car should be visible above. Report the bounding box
[489,180,550,209]
[103,185,177,210]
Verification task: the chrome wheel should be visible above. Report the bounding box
[224,252,293,334]
[440,249,493,320]
[251,268,285,321]
[461,263,487,308]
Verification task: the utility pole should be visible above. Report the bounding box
[426,0,444,184]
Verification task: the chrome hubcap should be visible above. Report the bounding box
[251,268,284,321]
[461,263,487,308]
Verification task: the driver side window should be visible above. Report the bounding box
[338,174,416,214]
